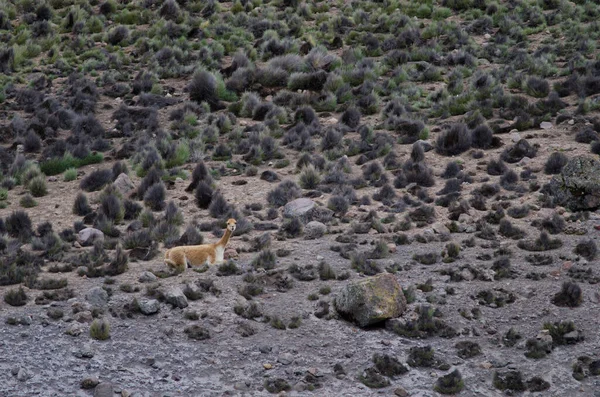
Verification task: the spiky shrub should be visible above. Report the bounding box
[28,176,47,197]
[20,194,37,208]
[252,249,276,270]
[298,165,321,189]
[6,210,33,242]
[195,181,213,209]
[574,239,597,261]
[544,152,568,175]
[208,192,231,218]
[100,193,124,223]
[105,244,128,276]
[4,287,28,307]
[552,281,582,307]
[327,195,349,215]
[90,318,111,340]
[189,69,221,111]
[435,123,472,156]
[267,180,301,207]
[525,76,550,98]
[80,169,113,192]
[280,217,302,238]
[434,370,464,395]
[471,124,493,149]
[143,183,166,211]
[63,168,77,181]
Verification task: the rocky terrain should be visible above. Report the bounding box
[2,0,600,396]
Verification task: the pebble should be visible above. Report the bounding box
[81,376,100,389]
[278,353,294,365]
[395,387,409,397]
[263,363,273,370]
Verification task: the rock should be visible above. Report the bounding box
[334,273,407,327]
[304,221,326,239]
[94,382,114,397]
[73,344,95,359]
[484,33,491,40]
[138,299,160,315]
[540,121,553,129]
[165,287,188,309]
[74,311,93,323]
[77,228,104,247]
[431,222,449,234]
[65,323,84,336]
[112,173,135,196]
[416,140,434,152]
[16,367,32,382]
[263,363,273,370]
[510,132,521,143]
[394,387,409,397]
[283,198,315,219]
[81,376,99,389]
[278,353,294,365]
[138,271,158,283]
[86,287,109,308]
[549,157,600,211]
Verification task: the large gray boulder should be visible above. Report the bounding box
[549,156,600,211]
[284,198,315,218]
[283,198,333,224]
[85,287,109,308]
[112,173,135,196]
[335,273,406,328]
[138,299,160,315]
[304,221,326,240]
[77,228,104,247]
[165,287,188,309]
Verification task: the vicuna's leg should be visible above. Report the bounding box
[165,250,187,273]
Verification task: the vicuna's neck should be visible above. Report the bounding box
[216,228,232,248]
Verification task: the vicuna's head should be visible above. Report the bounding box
[226,218,237,232]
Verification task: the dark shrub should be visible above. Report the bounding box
[280,218,303,238]
[23,131,42,153]
[487,159,507,176]
[328,195,349,215]
[186,161,211,192]
[552,281,582,307]
[6,211,33,242]
[143,183,166,211]
[100,193,123,223]
[340,107,361,128]
[471,124,493,149]
[525,76,550,98]
[574,239,597,261]
[208,192,231,218]
[267,180,301,207]
[501,140,537,163]
[137,167,162,199]
[189,70,223,111]
[435,123,471,156]
[73,192,92,216]
[544,152,568,174]
[80,169,113,192]
[4,287,28,307]
[575,128,599,144]
[195,181,213,209]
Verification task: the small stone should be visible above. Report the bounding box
[278,353,294,365]
[74,311,93,323]
[86,287,109,308]
[138,271,158,283]
[65,323,84,337]
[165,287,188,309]
[138,299,160,315]
[511,132,521,143]
[394,387,409,397]
[263,363,273,370]
[568,119,575,125]
[234,382,250,391]
[81,376,100,389]
[73,344,95,359]
[16,367,32,382]
[540,121,553,130]
[481,361,493,369]
[94,382,114,397]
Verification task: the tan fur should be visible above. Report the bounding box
[165,219,236,272]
